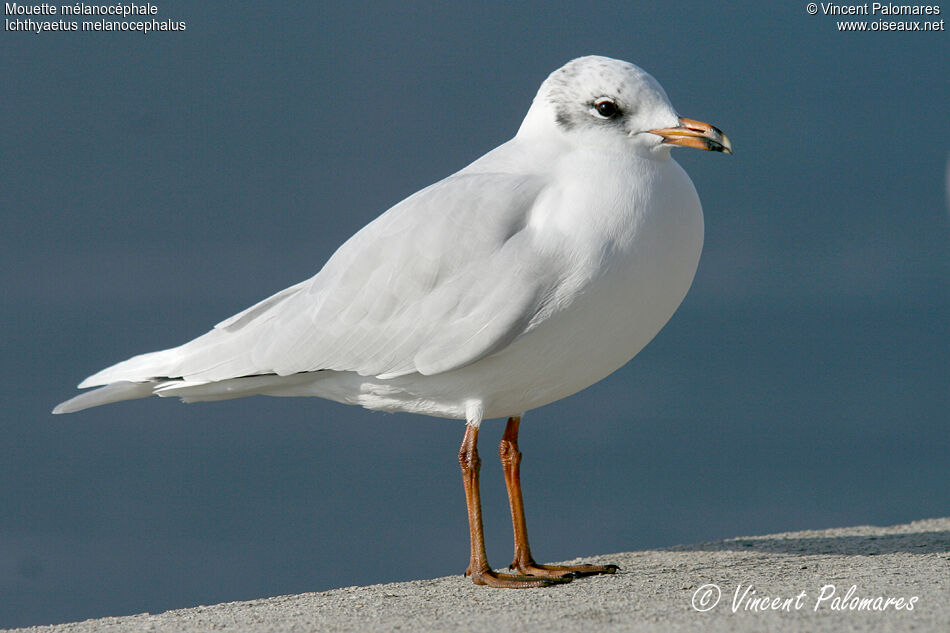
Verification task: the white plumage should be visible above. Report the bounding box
[54,56,729,425]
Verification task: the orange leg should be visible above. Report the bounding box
[458,423,570,587]
[499,416,619,578]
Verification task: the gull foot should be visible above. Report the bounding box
[510,562,620,579]
[467,567,573,588]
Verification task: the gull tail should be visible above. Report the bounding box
[52,381,157,414]
[53,280,311,414]
[53,345,187,414]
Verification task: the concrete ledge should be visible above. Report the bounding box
[7,518,949,633]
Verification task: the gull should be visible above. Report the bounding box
[54,55,731,588]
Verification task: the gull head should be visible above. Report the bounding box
[520,55,731,158]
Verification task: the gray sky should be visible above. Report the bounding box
[2,1,948,627]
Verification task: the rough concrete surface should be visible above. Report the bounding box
[7,518,949,633]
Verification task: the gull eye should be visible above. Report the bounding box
[594,98,620,119]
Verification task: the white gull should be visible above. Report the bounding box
[55,55,731,587]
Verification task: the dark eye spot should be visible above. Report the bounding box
[594,99,620,119]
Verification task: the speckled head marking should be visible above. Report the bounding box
[522,55,682,150]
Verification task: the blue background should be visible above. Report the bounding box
[2,1,948,627]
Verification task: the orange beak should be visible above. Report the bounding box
[649,117,732,154]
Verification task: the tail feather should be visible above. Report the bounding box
[57,281,312,412]
[52,381,157,414]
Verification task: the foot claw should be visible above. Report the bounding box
[511,562,620,579]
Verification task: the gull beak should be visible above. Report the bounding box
[649,117,732,154]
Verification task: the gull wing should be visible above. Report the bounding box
[78,170,560,387]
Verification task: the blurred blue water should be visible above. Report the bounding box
[1,1,947,627]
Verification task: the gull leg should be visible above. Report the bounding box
[458,423,570,588]
[499,416,619,578]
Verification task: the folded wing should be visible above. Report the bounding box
[77,170,559,390]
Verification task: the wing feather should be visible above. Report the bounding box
[80,169,560,387]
